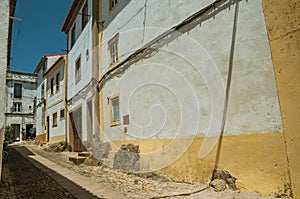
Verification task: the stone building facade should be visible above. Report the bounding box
[5,70,37,141]
[0,0,17,181]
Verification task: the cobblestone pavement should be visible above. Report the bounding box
[0,146,98,199]
[1,143,282,199]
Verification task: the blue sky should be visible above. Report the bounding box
[10,0,73,73]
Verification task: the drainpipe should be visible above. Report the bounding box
[65,34,69,145]
[213,0,239,170]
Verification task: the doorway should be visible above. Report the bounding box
[69,107,83,152]
[11,124,20,141]
[46,116,50,142]
[26,124,34,140]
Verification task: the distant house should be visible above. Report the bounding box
[44,55,67,143]
[34,54,65,142]
[5,70,37,141]
[61,0,100,151]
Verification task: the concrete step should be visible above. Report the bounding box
[78,152,90,157]
[69,156,87,165]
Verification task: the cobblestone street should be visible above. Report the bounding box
[0,143,281,199]
[0,146,100,198]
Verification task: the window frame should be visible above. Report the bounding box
[75,55,81,84]
[13,102,22,113]
[60,108,65,120]
[41,83,45,99]
[82,2,89,30]
[70,24,76,49]
[108,33,119,68]
[52,112,58,127]
[50,78,54,95]
[14,83,22,99]
[56,73,60,93]
[109,0,118,13]
[109,94,120,126]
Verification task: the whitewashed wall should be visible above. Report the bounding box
[46,62,66,138]
[35,55,61,136]
[102,0,283,141]
[5,71,37,141]
[67,0,96,143]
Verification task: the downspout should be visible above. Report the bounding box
[213,0,239,170]
[65,34,69,144]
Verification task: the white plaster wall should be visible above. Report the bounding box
[101,0,217,74]
[102,0,283,141]
[0,0,9,130]
[35,55,61,136]
[6,72,37,115]
[67,8,94,99]
[0,0,9,181]
[67,0,97,143]
[47,102,65,138]
[46,63,64,103]
[46,62,66,138]
[5,72,37,141]
[68,90,95,142]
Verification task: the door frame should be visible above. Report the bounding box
[69,105,84,152]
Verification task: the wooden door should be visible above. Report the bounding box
[46,116,50,142]
[69,107,83,152]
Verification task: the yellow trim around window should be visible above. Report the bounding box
[52,112,58,127]
[75,55,81,84]
[109,93,120,127]
[108,0,119,14]
[108,33,119,69]
[60,108,66,120]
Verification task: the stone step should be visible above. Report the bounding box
[78,152,90,157]
[102,158,114,168]
[108,151,117,159]
[69,156,87,165]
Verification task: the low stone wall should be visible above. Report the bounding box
[35,133,46,142]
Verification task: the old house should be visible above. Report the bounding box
[44,55,67,143]
[95,0,299,197]
[5,70,37,141]
[61,0,299,197]
[34,54,65,142]
[0,0,17,180]
[61,0,101,151]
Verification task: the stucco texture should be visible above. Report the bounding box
[262,0,300,198]
[112,133,290,197]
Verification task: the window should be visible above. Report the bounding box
[41,83,45,99]
[71,24,76,48]
[13,102,22,112]
[60,109,65,120]
[109,0,118,11]
[108,34,119,66]
[56,73,60,92]
[82,2,88,30]
[14,83,22,98]
[50,78,54,95]
[52,112,57,127]
[110,95,120,126]
[75,56,81,83]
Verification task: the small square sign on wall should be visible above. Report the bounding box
[123,115,129,125]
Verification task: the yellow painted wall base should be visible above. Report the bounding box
[112,133,290,197]
[262,0,300,198]
[35,133,46,142]
[49,135,65,144]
